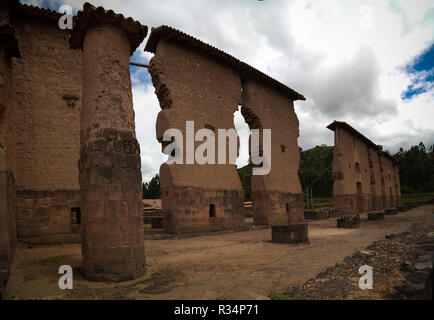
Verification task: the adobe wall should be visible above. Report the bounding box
[150,39,245,234]
[0,42,17,268]
[381,156,400,208]
[11,16,82,244]
[242,79,304,225]
[331,125,400,214]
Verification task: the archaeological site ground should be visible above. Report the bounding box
[0,0,433,307]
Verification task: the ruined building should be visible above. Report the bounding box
[1,0,306,281]
[327,121,401,215]
[145,26,305,233]
[0,1,146,281]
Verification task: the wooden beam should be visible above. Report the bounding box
[130,61,149,68]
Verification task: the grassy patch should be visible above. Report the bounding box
[401,192,434,203]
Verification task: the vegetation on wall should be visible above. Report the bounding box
[237,163,252,201]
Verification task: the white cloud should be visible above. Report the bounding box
[24,0,434,180]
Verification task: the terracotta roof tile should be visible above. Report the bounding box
[69,2,147,55]
[327,120,399,164]
[145,25,305,101]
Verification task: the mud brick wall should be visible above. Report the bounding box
[0,170,16,269]
[7,16,82,244]
[150,39,245,234]
[242,79,304,225]
[11,16,82,191]
[14,190,81,244]
[330,124,400,215]
[1,34,17,268]
[0,43,16,174]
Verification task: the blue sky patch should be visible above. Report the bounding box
[401,43,434,100]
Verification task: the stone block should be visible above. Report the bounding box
[103,128,118,140]
[384,208,398,215]
[271,222,309,244]
[151,216,164,229]
[337,215,360,228]
[113,153,127,168]
[368,212,384,220]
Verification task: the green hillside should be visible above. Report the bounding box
[298,145,334,198]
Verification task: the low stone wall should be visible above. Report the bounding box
[162,186,245,234]
[368,212,385,220]
[271,222,309,244]
[151,216,164,229]
[304,207,337,220]
[15,189,81,244]
[334,194,398,215]
[337,215,360,228]
[384,208,399,215]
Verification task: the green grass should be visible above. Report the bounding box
[305,197,333,208]
[303,192,434,208]
[401,192,434,203]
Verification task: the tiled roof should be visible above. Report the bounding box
[145,25,305,101]
[327,120,399,164]
[70,2,147,55]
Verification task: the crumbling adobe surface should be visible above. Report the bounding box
[0,19,19,269]
[71,4,147,281]
[328,121,401,215]
[242,80,304,225]
[148,38,245,234]
[7,10,83,244]
[146,26,305,232]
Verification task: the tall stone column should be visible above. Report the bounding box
[70,4,147,281]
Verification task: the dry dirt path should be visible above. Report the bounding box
[4,204,433,300]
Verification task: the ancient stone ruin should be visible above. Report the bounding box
[327,121,401,215]
[69,4,147,281]
[0,1,147,281]
[145,26,306,234]
[337,215,360,229]
[271,222,309,244]
[1,1,309,282]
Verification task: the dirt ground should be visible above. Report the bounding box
[4,204,433,300]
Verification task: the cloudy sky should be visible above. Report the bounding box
[26,0,434,182]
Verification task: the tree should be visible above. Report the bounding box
[237,163,252,201]
[142,174,161,199]
[393,142,434,193]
